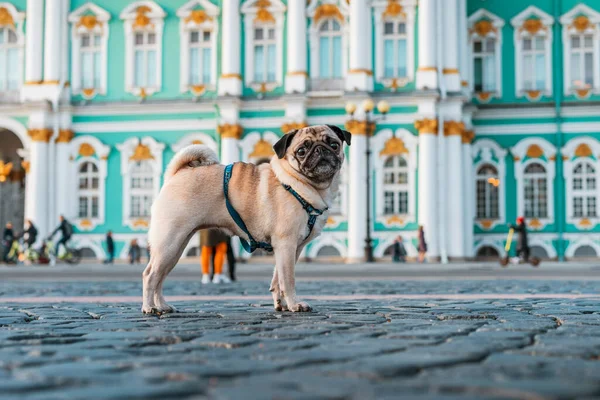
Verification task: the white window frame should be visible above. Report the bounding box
[68,136,110,231]
[239,131,279,163]
[120,1,165,97]
[472,139,507,230]
[241,0,286,93]
[307,0,349,89]
[560,4,600,97]
[561,137,600,230]
[177,0,220,94]
[475,164,500,220]
[511,138,556,231]
[117,137,165,230]
[382,155,410,215]
[511,6,553,100]
[372,128,417,228]
[76,161,101,220]
[0,3,25,99]
[68,3,110,98]
[372,0,416,88]
[467,9,505,101]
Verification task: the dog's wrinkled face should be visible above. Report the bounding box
[273,125,351,184]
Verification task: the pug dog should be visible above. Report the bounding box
[142,124,351,314]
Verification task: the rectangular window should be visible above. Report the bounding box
[383,21,408,78]
[78,197,88,218]
[189,30,212,85]
[473,38,496,92]
[384,192,394,215]
[80,33,102,90]
[253,27,277,83]
[522,36,546,91]
[133,32,158,88]
[319,36,330,78]
[398,192,408,214]
[571,34,594,89]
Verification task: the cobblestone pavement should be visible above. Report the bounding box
[1,279,600,399]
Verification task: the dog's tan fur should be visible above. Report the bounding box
[142,125,347,314]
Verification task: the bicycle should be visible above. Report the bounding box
[41,238,82,265]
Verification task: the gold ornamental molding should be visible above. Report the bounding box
[0,7,15,28]
[314,4,344,24]
[130,143,155,162]
[191,139,203,145]
[471,20,497,37]
[525,90,542,101]
[133,5,153,29]
[461,80,469,87]
[184,9,213,25]
[281,121,308,133]
[571,15,592,32]
[579,218,593,228]
[78,143,96,157]
[414,118,438,135]
[442,68,459,75]
[443,121,465,137]
[190,84,206,96]
[528,218,542,229]
[79,219,93,229]
[287,71,308,77]
[476,91,493,102]
[217,124,243,139]
[461,130,475,144]
[520,18,545,35]
[386,215,404,226]
[479,219,493,230]
[382,0,405,18]
[21,160,30,174]
[255,0,275,23]
[132,219,150,228]
[221,73,242,80]
[0,161,13,183]
[349,68,373,76]
[526,144,544,158]
[575,88,591,99]
[77,15,101,30]
[56,129,75,143]
[344,120,375,136]
[82,88,97,99]
[575,143,593,158]
[417,66,437,72]
[27,129,53,143]
[380,137,408,156]
[249,139,275,159]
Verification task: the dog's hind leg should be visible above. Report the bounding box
[142,226,193,314]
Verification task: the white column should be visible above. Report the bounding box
[218,101,241,164]
[347,130,367,262]
[43,0,61,83]
[346,0,373,91]
[445,121,465,258]
[416,118,439,258]
[285,0,307,93]
[55,113,72,222]
[219,0,242,96]
[442,0,460,92]
[61,0,70,83]
[25,130,51,240]
[458,0,468,90]
[462,132,474,258]
[416,0,437,90]
[25,0,44,83]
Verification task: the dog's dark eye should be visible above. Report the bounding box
[330,142,340,151]
[297,147,307,157]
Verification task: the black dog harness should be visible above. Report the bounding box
[223,163,328,253]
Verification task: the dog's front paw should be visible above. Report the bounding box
[142,304,159,315]
[288,301,312,312]
[156,303,177,314]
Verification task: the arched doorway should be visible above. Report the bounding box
[0,129,26,232]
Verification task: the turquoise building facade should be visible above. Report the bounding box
[0,0,599,261]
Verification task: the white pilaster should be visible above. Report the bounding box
[347,132,367,262]
[346,0,373,91]
[462,137,474,258]
[55,113,72,223]
[25,117,51,239]
[416,0,437,90]
[43,0,62,83]
[219,0,242,96]
[61,0,70,83]
[458,0,468,91]
[218,100,241,164]
[285,0,307,93]
[445,124,465,258]
[442,0,460,92]
[25,0,44,83]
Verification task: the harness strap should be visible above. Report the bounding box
[223,164,273,253]
[282,184,328,240]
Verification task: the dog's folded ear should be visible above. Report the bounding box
[326,124,352,146]
[273,129,298,159]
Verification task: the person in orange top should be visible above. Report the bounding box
[200,229,231,284]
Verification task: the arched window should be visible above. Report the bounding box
[129,161,154,218]
[318,19,342,79]
[572,161,597,218]
[382,20,407,79]
[523,162,548,218]
[476,164,499,219]
[383,155,409,215]
[0,26,19,91]
[476,245,500,258]
[77,162,100,219]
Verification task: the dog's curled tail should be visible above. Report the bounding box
[164,144,219,181]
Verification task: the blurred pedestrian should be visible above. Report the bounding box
[22,219,37,249]
[129,238,141,264]
[392,235,407,263]
[226,236,236,281]
[417,226,427,263]
[200,229,231,284]
[509,216,529,262]
[49,215,73,257]
[104,231,115,264]
[2,222,14,262]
